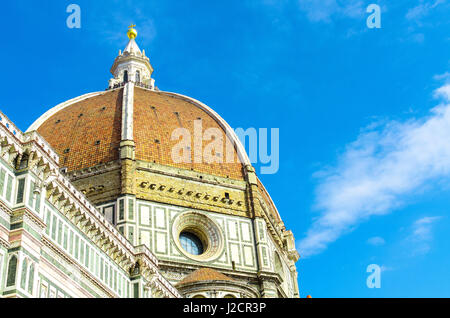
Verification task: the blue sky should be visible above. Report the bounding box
[1,0,450,297]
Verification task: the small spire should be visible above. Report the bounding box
[127,24,137,40]
[109,25,155,90]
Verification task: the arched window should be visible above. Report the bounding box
[6,255,18,287]
[193,294,206,298]
[123,70,129,83]
[27,264,35,294]
[223,294,236,298]
[20,258,28,289]
[18,153,29,170]
[135,71,140,83]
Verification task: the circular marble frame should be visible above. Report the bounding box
[172,211,224,262]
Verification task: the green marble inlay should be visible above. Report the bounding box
[95,253,99,277]
[51,215,57,240]
[100,258,104,280]
[6,174,12,202]
[85,246,90,268]
[16,178,25,204]
[63,226,68,250]
[28,181,35,207]
[105,262,108,284]
[109,266,112,288]
[45,210,50,235]
[20,258,28,290]
[39,253,103,298]
[128,199,134,220]
[128,226,134,244]
[0,168,6,197]
[27,264,34,294]
[262,246,268,267]
[57,221,63,245]
[69,230,74,254]
[35,188,41,213]
[74,235,79,260]
[80,241,85,264]
[119,199,124,220]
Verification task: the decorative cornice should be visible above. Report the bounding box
[136,161,247,191]
[66,161,121,181]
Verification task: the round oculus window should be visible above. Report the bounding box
[179,231,204,255]
[172,211,224,262]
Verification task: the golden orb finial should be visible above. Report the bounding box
[127,24,137,40]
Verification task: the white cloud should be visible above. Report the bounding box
[367,236,385,246]
[297,0,365,23]
[408,216,442,255]
[298,82,450,257]
[434,84,450,101]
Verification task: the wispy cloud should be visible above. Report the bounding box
[298,80,450,257]
[380,265,394,272]
[406,0,446,22]
[89,1,157,47]
[433,72,450,82]
[412,216,441,240]
[367,236,385,246]
[403,0,448,44]
[408,216,442,255]
[297,0,365,23]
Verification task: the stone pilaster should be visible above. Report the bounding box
[244,165,262,218]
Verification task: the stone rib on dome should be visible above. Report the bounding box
[176,268,233,286]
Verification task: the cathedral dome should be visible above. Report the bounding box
[28,25,250,182]
[0,26,302,300]
[26,27,291,229]
[29,86,248,181]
